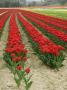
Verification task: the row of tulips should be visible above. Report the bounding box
[21,11,67,32]
[17,14,65,69]
[21,13,67,42]
[20,10,67,27]
[0,13,9,38]
[3,14,32,90]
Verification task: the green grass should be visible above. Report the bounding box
[31,8,67,19]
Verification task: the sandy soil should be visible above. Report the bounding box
[0,18,67,90]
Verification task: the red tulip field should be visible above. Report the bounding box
[0,8,67,90]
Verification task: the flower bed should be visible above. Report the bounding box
[20,13,67,49]
[22,13,67,42]
[0,13,9,38]
[21,11,67,32]
[3,14,32,90]
[20,10,67,26]
[17,14,65,69]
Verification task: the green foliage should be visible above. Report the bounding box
[33,9,67,19]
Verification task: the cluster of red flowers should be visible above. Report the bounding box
[0,13,9,30]
[5,14,30,73]
[18,14,64,56]
[21,13,67,42]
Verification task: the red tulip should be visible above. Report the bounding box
[16,65,22,70]
[25,68,30,73]
[23,57,27,62]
